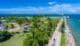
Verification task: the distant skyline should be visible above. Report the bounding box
[0,0,80,14]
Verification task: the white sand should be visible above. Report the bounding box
[64,17,76,46]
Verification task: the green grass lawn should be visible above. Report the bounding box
[0,33,27,46]
[61,32,66,46]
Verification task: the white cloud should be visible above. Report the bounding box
[48,2,57,5]
[0,4,80,14]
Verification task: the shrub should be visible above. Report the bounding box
[0,31,12,42]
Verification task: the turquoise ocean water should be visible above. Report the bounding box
[68,16,80,46]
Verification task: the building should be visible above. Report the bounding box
[0,20,7,31]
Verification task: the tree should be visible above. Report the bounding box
[23,15,60,46]
[0,31,12,42]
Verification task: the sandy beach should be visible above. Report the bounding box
[64,17,76,46]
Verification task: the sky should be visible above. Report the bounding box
[0,0,80,14]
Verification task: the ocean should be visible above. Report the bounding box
[0,14,80,46]
[68,16,80,46]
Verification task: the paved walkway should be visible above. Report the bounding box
[47,18,63,46]
[64,17,76,46]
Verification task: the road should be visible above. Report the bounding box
[47,18,63,46]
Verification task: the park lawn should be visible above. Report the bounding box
[0,33,27,46]
[61,32,66,46]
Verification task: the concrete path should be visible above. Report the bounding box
[64,17,76,46]
[47,18,63,46]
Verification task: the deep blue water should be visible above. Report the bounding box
[0,14,80,18]
[0,14,60,17]
[0,14,80,46]
[0,14,79,18]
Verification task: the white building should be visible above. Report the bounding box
[0,20,6,31]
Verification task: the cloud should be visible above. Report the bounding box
[48,2,57,5]
[0,4,80,14]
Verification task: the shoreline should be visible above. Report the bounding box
[64,17,76,46]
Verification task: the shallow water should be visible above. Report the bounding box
[68,18,80,46]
